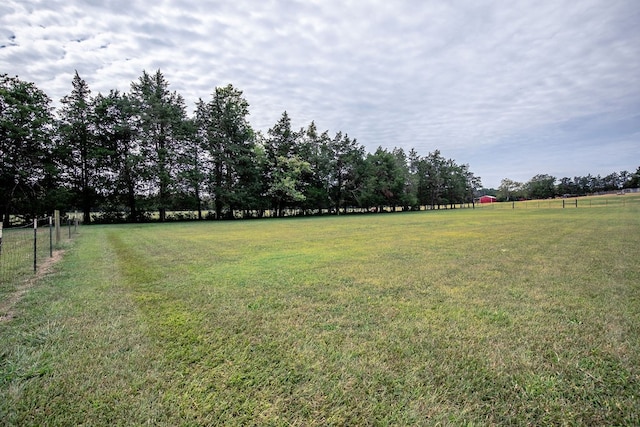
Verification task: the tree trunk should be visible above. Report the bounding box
[82,184,92,224]
[196,186,202,220]
[126,178,137,222]
[215,199,223,220]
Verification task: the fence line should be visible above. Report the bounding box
[0,213,79,290]
[477,195,639,210]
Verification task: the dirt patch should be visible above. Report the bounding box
[0,249,65,323]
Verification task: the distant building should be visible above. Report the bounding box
[479,195,497,204]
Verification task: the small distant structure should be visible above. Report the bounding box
[479,195,497,204]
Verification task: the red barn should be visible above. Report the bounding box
[479,195,497,204]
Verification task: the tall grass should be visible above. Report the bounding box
[1,196,639,425]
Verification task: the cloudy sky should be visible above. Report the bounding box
[2,0,639,188]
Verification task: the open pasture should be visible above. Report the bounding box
[1,197,639,425]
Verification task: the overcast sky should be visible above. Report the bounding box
[2,0,638,188]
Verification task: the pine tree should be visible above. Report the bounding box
[130,70,188,222]
[92,90,142,221]
[196,84,255,219]
[58,71,97,223]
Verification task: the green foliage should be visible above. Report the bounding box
[266,155,312,213]
[506,170,640,201]
[130,70,189,222]
[498,178,525,201]
[57,71,98,224]
[527,174,556,199]
[412,149,479,209]
[91,90,143,221]
[3,72,488,221]
[626,167,640,189]
[359,147,407,210]
[4,71,637,221]
[0,74,55,226]
[195,84,256,219]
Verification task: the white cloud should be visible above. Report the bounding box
[1,0,638,187]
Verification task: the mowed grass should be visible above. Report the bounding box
[1,197,639,425]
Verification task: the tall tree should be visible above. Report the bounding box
[442,162,480,208]
[297,122,332,213]
[526,174,556,199]
[392,147,416,210]
[92,90,142,221]
[557,177,577,196]
[419,150,447,209]
[175,117,205,219]
[264,112,308,216]
[130,70,187,221]
[58,71,97,223]
[264,111,299,160]
[196,84,255,219]
[0,74,54,226]
[327,132,364,213]
[266,155,311,216]
[624,167,640,189]
[573,175,590,195]
[497,178,524,201]
[358,147,406,212]
[602,172,621,191]
[462,164,482,207]
[443,160,467,208]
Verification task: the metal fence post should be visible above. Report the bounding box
[33,219,37,273]
[49,216,53,257]
[0,221,3,256]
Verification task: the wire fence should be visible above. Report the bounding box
[0,213,79,294]
[477,195,640,210]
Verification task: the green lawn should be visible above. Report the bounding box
[1,199,639,425]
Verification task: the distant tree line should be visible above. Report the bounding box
[1,71,484,225]
[2,71,637,225]
[492,171,640,202]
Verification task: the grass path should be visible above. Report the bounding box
[1,203,639,425]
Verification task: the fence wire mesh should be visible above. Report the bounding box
[0,217,77,297]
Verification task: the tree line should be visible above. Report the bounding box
[2,71,638,225]
[495,170,640,202]
[1,70,483,225]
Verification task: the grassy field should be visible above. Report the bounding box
[1,196,639,425]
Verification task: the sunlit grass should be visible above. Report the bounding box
[1,195,639,425]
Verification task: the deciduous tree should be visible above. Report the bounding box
[498,178,524,201]
[526,174,556,199]
[0,74,54,225]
